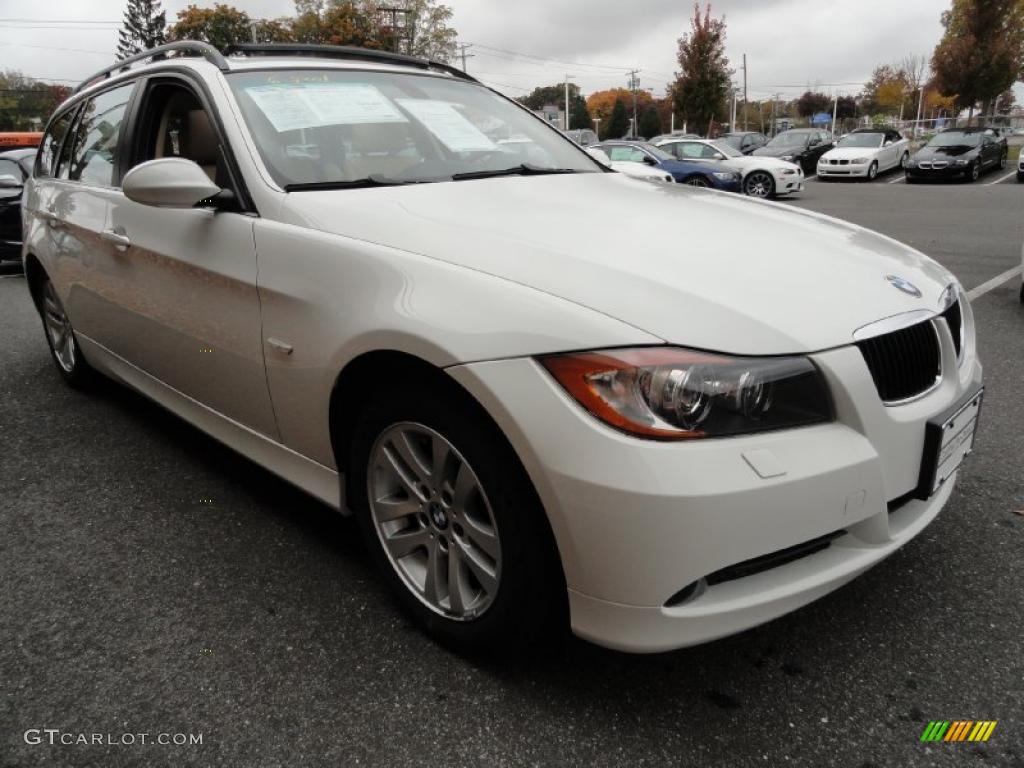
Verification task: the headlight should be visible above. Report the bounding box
[780,155,794,162]
[852,157,869,164]
[540,347,832,440]
[712,171,738,180]
[953,158,969,166]
[780,168,796,175]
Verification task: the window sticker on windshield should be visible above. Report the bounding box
[246,83,407,132]
[395,99,497,152]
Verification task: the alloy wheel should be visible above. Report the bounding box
[901,152,910,169]
[970,162,980,181]
[744,171,774,198]
[367,422,502,621]
[686,177,709,188]
[42,280,76,372]
[867,162,878,180]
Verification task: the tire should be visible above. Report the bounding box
[866,161,878,181]
[684,176,710,188]
[999,152,1007,170]
[900,152,910,170]
[743,170,775,198]
[1017,171,1024,183]
[349,384,565,653]
[968,161,980,182]
[905,174,917,184]
[38,275,95,389]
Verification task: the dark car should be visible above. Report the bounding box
[0,148,35,262]
[561,128,599,146]
[753,128,834,174]
[721,131,769,154]
[593,141,742,191]
[905,128,1008,183]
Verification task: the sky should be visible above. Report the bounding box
[0,0,1021,105]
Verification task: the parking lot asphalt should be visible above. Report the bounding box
[1,179,1023,768]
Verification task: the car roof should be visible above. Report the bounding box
[0,148,36,159]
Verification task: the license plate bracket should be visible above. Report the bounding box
[915,387,984,499]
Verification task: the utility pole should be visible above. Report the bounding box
[742,54,748,131]
[250,21,258,44]
[770,92,778,137]
[627,69,640,139]
[730,86,737,130]
[456,43,474,72]
[593,117,601,139]
[564,75,574,131]
[831,92,838,137]
[914,85,924,138]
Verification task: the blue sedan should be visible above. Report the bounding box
[592,141,742,191]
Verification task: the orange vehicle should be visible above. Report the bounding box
[0,132,43,150]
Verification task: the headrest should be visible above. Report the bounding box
[185,110,219,165]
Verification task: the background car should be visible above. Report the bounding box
[586,147,675,183]
[720,131,769,154]
[0,148,35,262]
[648,131,701,144]
[905,127,1008,183]
[753,128,834,174]
[562,128,599,146]
[1017,149,1023,182]
[592,141,742,190]
[817,128,909,181]
[0,132,42,151]
[654,137,803,198]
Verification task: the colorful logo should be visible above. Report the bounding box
[921,721,997,742]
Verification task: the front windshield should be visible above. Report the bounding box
[928,131,982,148]
[227,69,599,187]
[838,133,884,148]
[765,131,809,148]
[711,140,743,158]
[720,135,743,149]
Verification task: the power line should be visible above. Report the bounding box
[0,18,121,23]
[469,43,634,72]
[0,40,113,55]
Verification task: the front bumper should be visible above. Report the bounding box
[818,161,871,178]
[905,163,970,180]
[449,331,982,653]
[770,168,804,193]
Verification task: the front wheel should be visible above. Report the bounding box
[39,276,95,388]
[684,175,710,188]
[743,170,775,198]
[866,161,879,181]
[350,386,565,652]
[999,152,1008,170]
[968,161,980,182]
[900,152,910,170]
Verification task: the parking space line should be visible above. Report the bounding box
[888,175,905,184]
[986,171,1018,186]
[804,175,816,182]
[967,266,1022,301]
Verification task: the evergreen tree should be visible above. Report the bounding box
[606,99,629,140]
[118,0,167,58]
[638,104,662,139]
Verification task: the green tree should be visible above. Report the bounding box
[519,83,589,129]
[118,0,167,58]
[638,104,662,139]
[931,0,1024,117]
[0,71,70,131]
[672,3,732,137]
[796,91,830,117]
[606,98,629,140]
[168,4,253,49]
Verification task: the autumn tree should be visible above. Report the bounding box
[931,0,1024,118]
[673,3,731,137]
[168,4,253,49]
[290,1,378,46]
[586,88,654,133]
[118,0,167,58]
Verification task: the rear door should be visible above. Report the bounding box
[103,75,278,438]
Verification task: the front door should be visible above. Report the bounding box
[103,78,278,438]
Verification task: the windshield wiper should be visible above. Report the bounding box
[284,175,436,191]
[450,164,583,181]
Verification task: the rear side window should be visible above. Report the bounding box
[67,83,135,187]
[0,157,22,182]
[36,111,75,178]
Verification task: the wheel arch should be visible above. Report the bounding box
[23,252,47,312]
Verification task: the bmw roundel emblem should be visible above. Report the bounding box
[885,274,922,298]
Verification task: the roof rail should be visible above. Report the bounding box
[222,43,477,83]
[73,40,230,94]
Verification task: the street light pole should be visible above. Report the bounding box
[593,117,601,139]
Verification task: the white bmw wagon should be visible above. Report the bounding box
[22,42,983,653]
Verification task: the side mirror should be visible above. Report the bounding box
[0,174,22,189]
[586,147,611,166]
[123,158,222,208]
[713,153,726,160]
[642,155,658,166]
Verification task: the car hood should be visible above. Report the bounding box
[822,146,882,160]
[915,145,978,159]
[729,156,799,172]
[753,144,807,158]
[279,173,954,355]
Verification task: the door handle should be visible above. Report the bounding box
[101,228,131,251]
[38,210,64,229]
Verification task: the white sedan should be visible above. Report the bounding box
[817,129,910,180]
[654,137,803,198]
[587,147,675,184]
